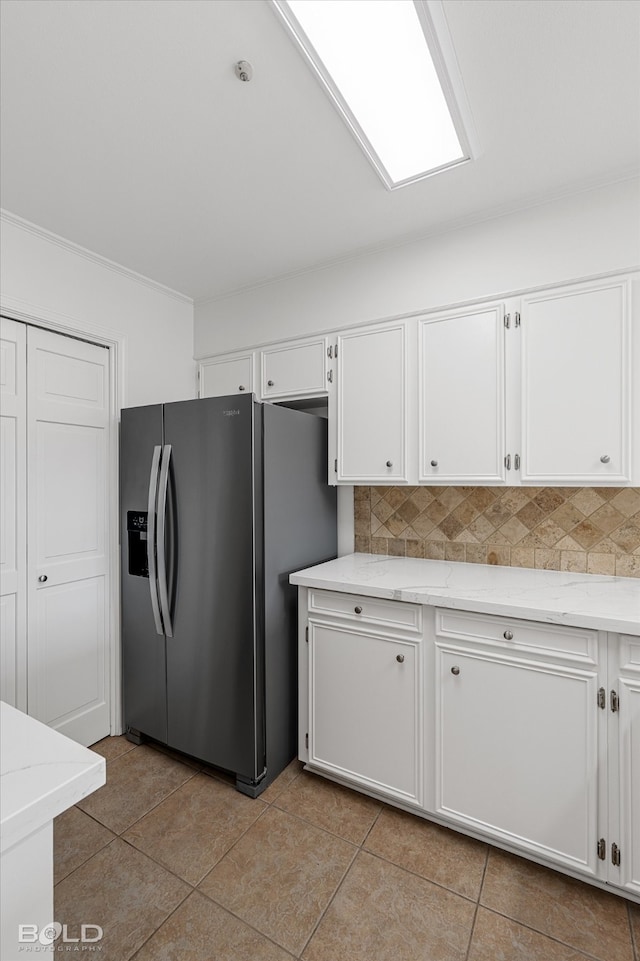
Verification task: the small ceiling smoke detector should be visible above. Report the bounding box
[235,61,253,82]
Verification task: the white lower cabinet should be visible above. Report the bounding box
[300,586,640,901]
[307,598,422,806]
[434,610,601,877]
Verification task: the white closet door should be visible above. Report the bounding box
[27,327,110,745]
[0,318,27,709]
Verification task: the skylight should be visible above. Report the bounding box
[272,0,476,189]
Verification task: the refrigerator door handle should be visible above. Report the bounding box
[157,444,174,638]
[147,445,164,636]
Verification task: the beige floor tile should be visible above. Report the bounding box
[364,806,488,900]
[274,770,382,844]
[132,891,295,961]
[630,904,640,961]
[481,850,633,961]
[302,850,475,961]
[77,744,196,834]
[259,758,304,803]
[198,806,356,956]
[54,806,115,884]
[90,734,137,761]
[468,907,597,961]
[54,838,189,960]
[123,772,267,885]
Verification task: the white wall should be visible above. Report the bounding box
[1,214,195,406]
[195,178,640,356]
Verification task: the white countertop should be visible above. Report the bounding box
[290,554,640,634]
[0,702,106,853]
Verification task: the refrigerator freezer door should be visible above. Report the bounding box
[120,404,168,744]
[162,395,263,780]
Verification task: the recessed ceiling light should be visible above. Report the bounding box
[272,0,478,189]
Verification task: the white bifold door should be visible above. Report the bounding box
[0,318,110,745]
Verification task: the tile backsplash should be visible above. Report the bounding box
[354,486,640,578]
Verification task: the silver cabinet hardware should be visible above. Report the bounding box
[514,454,520,470]
[327,345,333,359]
[612,842,621,866]
[597,838,606,860]
[600,454,610,464]
[354,605,363,614]
[503,630,514,641]
[238,385,245,391]
[386,460,393,468]
[430,459,438,467]
[598,687,606,709]
[514,311,521,328]
[38,574,48,583]
[504,454,511,470]
[267,379,274,387]
[327,370,333,383]
[396,654,405,663]
[610,690,619,713]
[504,313,510,329]
[451,666,460,676]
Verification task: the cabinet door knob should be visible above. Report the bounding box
[503,630,514,641]
[430,459,438,467]
[267,379,274,387]
[354,605,362,614]
[38,574,48,583]
[451,665,460,676]
[386,460,393,468]
[396,654,405,663]
[238,385,245,391]
[600,454,610,464]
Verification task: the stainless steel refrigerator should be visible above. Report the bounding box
[120,394,336,796]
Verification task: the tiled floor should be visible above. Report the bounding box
[54,736,640,961]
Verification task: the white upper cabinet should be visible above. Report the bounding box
[419,304,506,484]
[520,277,631,484]
[199,352,253,398]
[260,337,328,401]
[336,323,407,484]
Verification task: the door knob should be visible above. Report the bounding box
[267,380,274,387]
[238,385,245,391]
[396,654,405,663]
[430,459,438,467]
[38,574,48,583]
[386,460,393,468]
[503,630,514,640]
[600,454,610,464]
[354,605,363,614]
[451,665,460,676]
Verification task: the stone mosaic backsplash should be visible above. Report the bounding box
[354,486,640,578]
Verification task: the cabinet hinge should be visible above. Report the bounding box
[610,690,619,713]
[514,311,521,328]
[611,842,621,867]
[327,369,333,383]
[504,313,510,329]
[597,687,606,709]
[305,626,309,643]
[504,454,511,470]
[327,345,333,359]
[334,458,338,473]
[597,837,606,860]
[305,732,309,749]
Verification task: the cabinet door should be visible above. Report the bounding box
[435,644,600,876]
[419,305,506,483]
[309,621,422,805]
[199,354,253,398]
[521,277,631,483]
[612,634,640,895]
[261,338,328,400]
[336,324,407,483]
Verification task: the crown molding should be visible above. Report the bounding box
[0,209,193,306]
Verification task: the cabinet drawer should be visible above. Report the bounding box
[436,609,598,664]
[309,590,422,634]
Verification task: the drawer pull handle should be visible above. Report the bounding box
[396,654,405,663]
[503,630,514,641]
[354,605,363,614]
[451,665,460,676]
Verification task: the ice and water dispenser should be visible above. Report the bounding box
[127,511,149,577]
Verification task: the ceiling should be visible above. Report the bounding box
[1,0,639,303]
